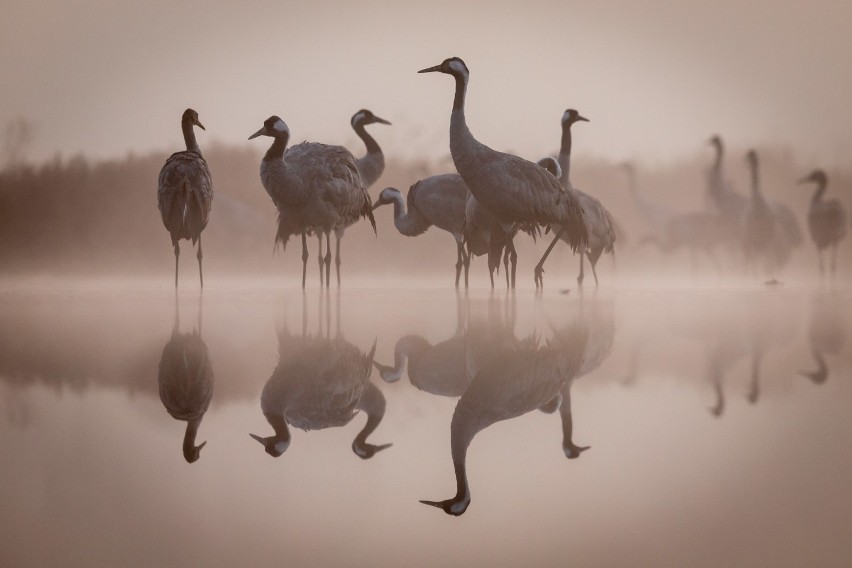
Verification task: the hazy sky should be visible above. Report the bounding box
[3,0,852,166]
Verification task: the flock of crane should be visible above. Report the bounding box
[157,57,848,289]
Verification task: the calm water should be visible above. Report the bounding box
[1,285,850,567]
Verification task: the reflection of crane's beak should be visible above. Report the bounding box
[248,127,265,140]
[249,433,265,444]
[418,64,442,74]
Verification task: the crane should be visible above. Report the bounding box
[249,116,375,288]
[418,57,587,288]
[157,108,213,288]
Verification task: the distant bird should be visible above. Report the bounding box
[418,57,587,288]
[249,116,376,288]
[157,108,213,288]
[372,174,470,287]
[706,135,747,236]
[351,109,391,188]
[742,150,778,276]
[799,169,847,276]
[250,325,390,459]
[546,108,617,287]
[158,297,213,463]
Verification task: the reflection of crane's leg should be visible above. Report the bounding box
[301,232,308,289]
[324,233,332,288]
[590,251,601,287]
[534,226,566,289]
[463,246,470,289]
[503,246,510,289]
[174,242,180,289]
[335,233,342,287]
[196,235,204,288]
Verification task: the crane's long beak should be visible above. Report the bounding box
[374,116,392,125]
[248,127,265,140]
[418,64,442,73]
[577,115,589,122]
[196,120,206,131]
[371,199,382,210]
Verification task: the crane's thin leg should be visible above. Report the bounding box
[463,247,470,290]
[507,238,517,290]
[174,243,180,289]
[503,246,510,289]
[455,240,463,288]
[335,233,342,287]
[324,233,332,288]
[196,236,204,289]
[301,233,308,290]
[534,226,566,289]
[317,234,324,288]
[591,258,600,288]
[577,253,585,286]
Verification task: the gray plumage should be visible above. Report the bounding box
[157,108,213,288]
[742,150,778,273]
[351,109,391,188]
[250,327,390,459]
[373,174,471,287]
[249,116,376,288]
[158,301,213,463]
[547,108,617,287]
[464,192,519,288]
[800,169,847,276]
[418,57,588,288]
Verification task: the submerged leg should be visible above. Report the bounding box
[455,240,463,288]
[577,253,585,286]
[301,232,308,289]
[534,226,566,289]
[196,235,204,289]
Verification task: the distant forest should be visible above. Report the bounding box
[1,134,849,281]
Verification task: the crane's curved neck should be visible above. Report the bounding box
[182,417,202,455]
[558,121,573,186]
[264,133,290,161]
[182,120,201,155]
[385,193,429,236]
[353,121,382,155]
[811,179,828,204]
[353,382,386,452]
[449,72,475,154]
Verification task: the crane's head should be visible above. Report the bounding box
[562,109,589,125]
[797,169,827,186]
[182,108,205,131]
[745,149,758,167]
[708,134,723,151]
[249,433,290,457]
[418,57,469,79]
[183,440,207,463]
[351,109,391,128]
[248,116,290,140]
[372,187,401,210]
[536,157,562,179]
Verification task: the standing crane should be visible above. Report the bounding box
[799,169,847,277]
[418,57,587,288]
[372,174,470,287]
[157,108,213,288]
[742,149,778,277]
[158,296,213,463]
[249,116,376,288]
[706,135,747,237]
[549,109,617,287]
